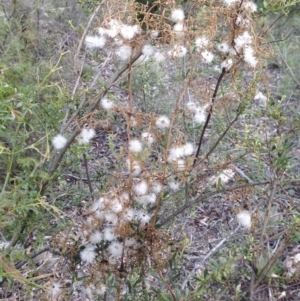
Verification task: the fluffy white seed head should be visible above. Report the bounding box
[236,211,251,229]
[186,101,198,112]
[80,244,96,263]
[85,35,106,48]
[254,92,267,106]
[101,98,115,110]
[177,159,186,171]
[169,181,181,191]
[122,208,135,222]
[141,193,157,204]
[173,22,186,35]
[129,139,143,153]
[141,132,155,145]
[77,128,96,145]
[137,211,151,225]
[195,36,209,49]
[209,169,235,185]
[243,1,257,12]
[105,211,118,225]
[49,282,61,297]
[183,142,194,157]
[194,110,207,124]
[223,0,240,6]
[98,27,107,36]
[52,134,67,150]
[221,58,233,70]
[151,181,163,194]
[120,25,137,40]
[234,31,252,49]
[156,115,170,129]
[217,42,230,53]
[142,44,155,56]
[168,146,185,162]
[236,15,250,28]
[171,8,185,22]
[116,45,132,61]
[244,46,257,67]
[92,197,105,212]
[201,50,214,64]
[103,228,116,241]
[108,241,123,257]
[133,180,148,196]
[154,51,165,63]
[127,158,142,176]
[110,198,123,213]
[107,19,122,38]
[168,44,187,58]
[89,231,103,244]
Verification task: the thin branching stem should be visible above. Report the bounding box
[157,181,269,228]
[193,68,226,166]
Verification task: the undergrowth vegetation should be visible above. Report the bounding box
[1,0,300,300]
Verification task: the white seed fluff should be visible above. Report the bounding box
[217,42,230,53]
[194,110,207,124]
[85,35,106,48]
[142,44,155,56]
[116,45,132,61]
[254,92,267,106]
[169,181,181,191]
[110,198,123,213]
[106,19,122,38]
[195,36,209,49]
[151,181,163,194]
[127,159,142,176]
[244,46,257,68]
[173,22,186,34]
[108,241,123,257]
[186,101,198,112]
[50,282,61,297]
[89,231,103,244]
[129,139,143,153]
[183,142,194,157]
[120,25,137,40]
[141,193,157,204]
[77,128,96,145]
[52,134,67,150]
[105,211,118,225]
[98,27,107,36]
[243,1,257,12]
[171,8,185,22]
[154,51,165,63]
[137,211,151,225]
[221,58,233,70]
[201,50,214,64]
[156,115,170,129]
[234,31,252,48]
[101,98,115,110]
[168,44,187,58]
[133,180,148,196]
[219,168,235,184]
[103,228,116,241]
[122,208,135,222]
[169,146,185,160]
[141,132,155,145]
[223,0,240,6]
[177,159,186,171]
[236,211,251,229]
[80,244,96,263]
